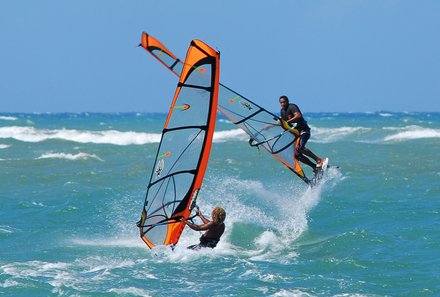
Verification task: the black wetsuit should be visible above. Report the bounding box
[280,103,310,132]
[188,235,220,250]
[280,103,311,149]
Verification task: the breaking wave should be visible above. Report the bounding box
[2,124,438,146]
[312,126,370,143]
[383,125,440,141]
[0,116,18,121]
[213,129,247,142]
[0,126,160,145]
[0,126,248,145]
[37,152,104,161]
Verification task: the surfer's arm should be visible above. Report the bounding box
[286,111,302,124]
[182,218,212,231]
[197,210,210,224]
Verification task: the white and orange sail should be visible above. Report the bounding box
[138,40,220,249]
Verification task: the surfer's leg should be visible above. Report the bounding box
[298,132,322,165]
[296,152,316,169]
[301,147,322,165]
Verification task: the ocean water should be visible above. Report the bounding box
[1,111,439,297]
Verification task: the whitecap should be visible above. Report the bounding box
[108,287,153,296]
[272,289,315,297]
[0,116,17,121]
[0,144,11,149]
[1,279,20,288]
[213,129,247,142]
[0,225,14,234]
[383,125,440,142]
[312,126,370,143]
[0,126,161,145]
[37,152,104,161]
[247,231,289,261]
[31,201,45,207]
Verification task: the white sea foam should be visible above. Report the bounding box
[0,126,249,145]
[108,287,153,297]
[72,173,342,265]
[0,225,14,234]
[132,178,277,262]
[31,201,45,207]
[0,144,11,149]
[383,126,405,131]
[1,261,70,280]
[185,177,307,261]
[248,231,290,261]
[1,279,20,288]
[213,128,247,142]
[312,126,370,143]
[70,165,342,265]
[37,152,104,161]
[0,257,141,295]
[272,289,315,297]
[383,125,440,141]
[0,116,17,121]
[0,126,160,145]
[72,237,144,248]
[247,167,342,261]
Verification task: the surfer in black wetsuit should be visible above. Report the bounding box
[182,207,226,250]
[279,95,324,172]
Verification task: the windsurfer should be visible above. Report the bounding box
[182,207,226,250]
[279,95,324,173]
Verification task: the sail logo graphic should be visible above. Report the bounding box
[155,151,171,178]
[228,96,253,111]
[229,96,240,103]
[174,104,190,111]
[240,100,252,110]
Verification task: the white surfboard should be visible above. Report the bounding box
[310,157,329,186]
[321,157,329,171]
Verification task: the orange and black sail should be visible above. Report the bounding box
[138,40,220,248]
[139,32,309,184]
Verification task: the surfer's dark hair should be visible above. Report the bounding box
[279,95,289,103]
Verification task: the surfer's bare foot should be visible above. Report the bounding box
[316,158,324,167]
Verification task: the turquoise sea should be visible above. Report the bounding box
[1,111,439,296]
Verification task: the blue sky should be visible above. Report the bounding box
[1,1,439,113]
